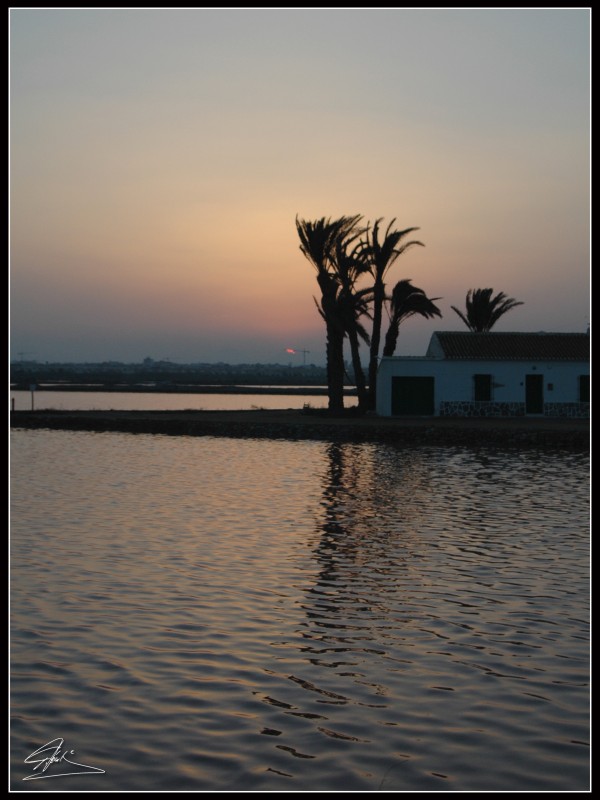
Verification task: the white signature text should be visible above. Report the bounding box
[23,738,105,781]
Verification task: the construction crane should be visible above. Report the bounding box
[285,348,310,366]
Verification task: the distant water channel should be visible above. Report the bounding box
[10,429,590,791]
[10,389,329,412]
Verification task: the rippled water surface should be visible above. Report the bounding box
[10,430,590,791]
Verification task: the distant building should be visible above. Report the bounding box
[376,332,590,418]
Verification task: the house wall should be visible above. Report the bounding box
[376,357,589,418]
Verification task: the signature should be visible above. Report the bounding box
[23,738,105,781]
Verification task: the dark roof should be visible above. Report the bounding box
[429,332,590,361]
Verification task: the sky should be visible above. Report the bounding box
[9,8,590,365]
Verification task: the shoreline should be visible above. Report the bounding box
[10,384,355,396]
[10,409,590,448]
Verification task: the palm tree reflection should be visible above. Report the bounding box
[304,441,432,634]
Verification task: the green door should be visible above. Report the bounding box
[525,374,544,414]
[391,376,434,415]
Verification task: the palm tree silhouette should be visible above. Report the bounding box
[451,288,524,332]
[296,215,365,412]
[359,219,424,408]
[382,279,442,357]
[332,236,373,410]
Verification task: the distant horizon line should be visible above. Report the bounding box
[10,359,329,368]
[10,328,589,367]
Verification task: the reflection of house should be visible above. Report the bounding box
[376,332,590,418]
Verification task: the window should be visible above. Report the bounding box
[473,374,492,402]
[579,375,590,403]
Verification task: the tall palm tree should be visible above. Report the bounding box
[359,218,424,408]
[451,288,524,332]
[332,236,373,410]
[382,279,443,357]
[296,215,364,413]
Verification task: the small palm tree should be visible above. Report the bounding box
[382,280,443,357]
[451,288,524,332]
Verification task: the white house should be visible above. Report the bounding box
[376,332,590,418]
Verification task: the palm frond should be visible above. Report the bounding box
[453,288,524,332]
[383,279,442,357]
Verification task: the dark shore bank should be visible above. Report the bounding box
[10,409,590,449]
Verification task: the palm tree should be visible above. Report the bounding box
[296,215,365,413]
[359,218,424,408]
[382,279,443,357]
[332,236,373,410]
[451,288,524,332]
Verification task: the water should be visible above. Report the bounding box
[10,389,329,412]
[10,429,590,791]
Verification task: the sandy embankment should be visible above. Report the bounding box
[10,408,590,448]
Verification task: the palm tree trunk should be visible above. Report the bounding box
[367,283,385,409]
[326,325,345,413]
[382,322,399,358]
[347,328,369,411]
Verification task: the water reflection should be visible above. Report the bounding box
[10,431,589,791]
[311,442,431,584]
[293,441,590,790]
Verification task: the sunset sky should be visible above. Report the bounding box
[9,8,590,365]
